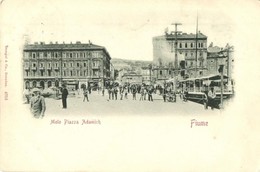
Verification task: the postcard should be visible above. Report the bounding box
[1,0,260,171]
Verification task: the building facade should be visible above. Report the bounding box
[23,41,111,91]
[207,44,234,81]
[121,72,142,85]
[152,31,208,80]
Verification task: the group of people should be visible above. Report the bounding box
[104,83,156,102]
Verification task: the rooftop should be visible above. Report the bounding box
[24,41,105,51]
[153,32,207,40]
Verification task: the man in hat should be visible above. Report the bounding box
[30,88,46,118]
[61,84,69,109]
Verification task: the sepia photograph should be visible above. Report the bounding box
[1,0,260,171]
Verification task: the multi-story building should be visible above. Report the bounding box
[23,41,111,91]
[121,72,142,85]
[152,30,208,81]
[207,43,234,81]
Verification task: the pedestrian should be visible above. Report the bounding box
[83,87,89,102]
[124,86,128,99]
[139,86,144,101]
[144,86,147,100]
[114,87,118,100]
[102,87,105,96]
[23,87,30,104]
[207,87,216,110]
[30,88,46,118]
[120,87,124,100]
[162,86,167,102]
[148,86,153,101]
[61,84,68,109]
[88,85,91,94]
[132,86,137,100]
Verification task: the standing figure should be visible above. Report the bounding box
[148,86,153,101]
[124,86,128,99]
[30,89,46,118]
[120,87,124,100]
[61,84,69,109]
[23,88,30,104]
[83,87,89,102]
[102,87,105,96]
[132,86,137,100]
[114,87,118,100]
[144,86,147,100]
[162,87,167,102]
[139,86,144,101]
[207,87,216,109]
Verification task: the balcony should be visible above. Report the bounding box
[47,66,52,70]
[24,66,30,70]
[39,67,45,70]
[92,66,100,70]
[54,67,59,70]
[31,67,37,70]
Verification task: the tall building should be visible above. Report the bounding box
[152,30,208,81]
[207,43,234,80]
[23,41,111,91]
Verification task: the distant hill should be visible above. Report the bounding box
[111,58,152,70]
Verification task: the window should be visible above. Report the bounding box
[191,43,193,48]
[40,70,44,76]
[48,63,51,67]
[33,63,36,67]
[70,53,72,58]
[185,43,187,48]
[70,63,73,67]
[55,53,58,58]
[63,71,66,76]
[63,63,66,67]
[191,62,193,66]
[84,63,86,67]
[55,63,58,67]
[40,63,43,67]
[44,52,47,57]
[33,53,36,58]
[160,70,162,75]
[77,63,80,67]
[185,53,188,57]
[26,71,29,76]
[70,71,73,76]
[179,43,182,48]
[48,70,51,76]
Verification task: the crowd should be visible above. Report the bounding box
[24,81,219,119]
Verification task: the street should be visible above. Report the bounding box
[24,91,220,116]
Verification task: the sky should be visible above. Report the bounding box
[1,0,258,61]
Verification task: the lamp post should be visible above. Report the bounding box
[218,64,224,109]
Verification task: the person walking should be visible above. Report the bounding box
[61,84,69,109]
[30,88,46,118]
[83,87,89,102]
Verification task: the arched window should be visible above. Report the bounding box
[185,43,187,48]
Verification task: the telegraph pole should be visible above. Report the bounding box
[171,23,182,75]
[171,22,182,91]
[195,13,198,78]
